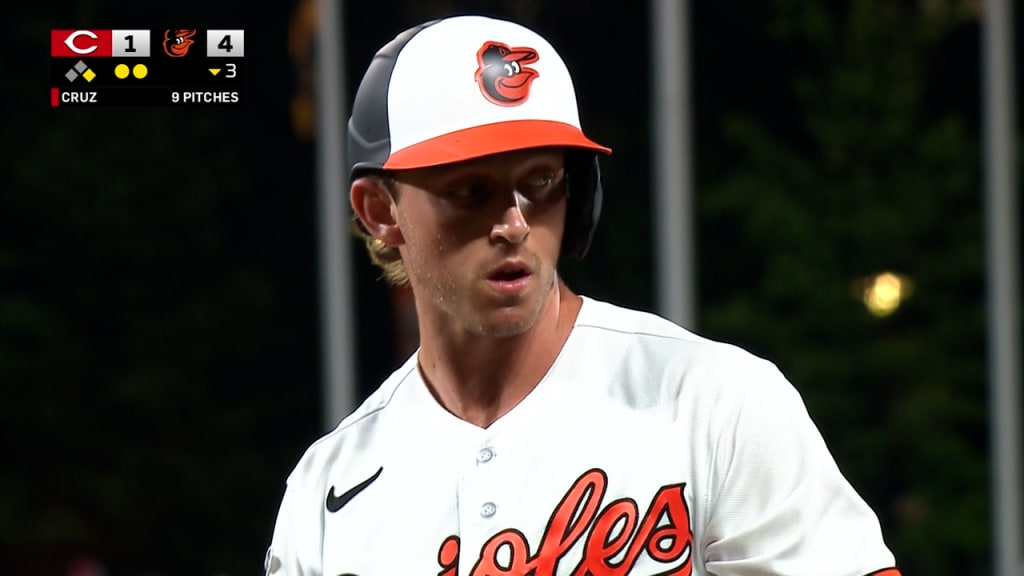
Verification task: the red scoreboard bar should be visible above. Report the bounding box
[51,30,115,57]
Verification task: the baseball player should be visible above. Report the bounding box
[266,14,902,576]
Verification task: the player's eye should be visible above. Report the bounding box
[519,170,562,203]
[446,182,489,202]
[524,172,554,189]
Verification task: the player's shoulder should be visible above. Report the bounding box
[575,295,695,339]
[576,296,771,366]
[574,296,792,399]
[284,353,419,484]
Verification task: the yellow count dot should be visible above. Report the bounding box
[115,64,130,79]
[133,64,148,79]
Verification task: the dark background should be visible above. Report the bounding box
[3,0,1020,574]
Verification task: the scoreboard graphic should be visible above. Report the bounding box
[50,29,244,106]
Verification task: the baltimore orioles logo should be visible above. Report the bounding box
[475,41,540,106]
[163,29,196,57]
[436,469,694,575]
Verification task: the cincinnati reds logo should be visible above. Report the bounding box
[63,30,99,55]
[163,29,196,57]
[475,41,540,107]
[436,469,693,575]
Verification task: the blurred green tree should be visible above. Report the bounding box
[697,1,987,574]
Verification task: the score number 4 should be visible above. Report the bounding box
[207,30,245,58]
[217,34,235,53]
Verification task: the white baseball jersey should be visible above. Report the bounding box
[266,296,901,575]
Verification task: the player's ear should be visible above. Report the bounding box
[350,175,404,246]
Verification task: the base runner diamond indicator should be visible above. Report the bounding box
[65,60,96,83]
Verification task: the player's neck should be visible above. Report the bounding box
[417,281,581,429]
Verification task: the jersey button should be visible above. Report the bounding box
[477,447,495,464]
[480,502,497,518]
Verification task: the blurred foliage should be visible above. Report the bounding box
[696,1,989,574]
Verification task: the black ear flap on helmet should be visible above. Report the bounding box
[562,149,603,259]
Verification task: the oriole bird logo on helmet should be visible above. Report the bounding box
[475,41,540,106]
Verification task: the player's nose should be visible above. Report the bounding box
[490,191,530,245]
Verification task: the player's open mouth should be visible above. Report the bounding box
[490,269,528,281]
[486,261,533,294]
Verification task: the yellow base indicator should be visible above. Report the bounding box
[209,68,221,76]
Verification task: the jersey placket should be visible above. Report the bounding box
[453,431,511,575]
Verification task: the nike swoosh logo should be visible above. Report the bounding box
[326,466,383,513]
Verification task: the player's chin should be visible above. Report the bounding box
[472,306,541,337]
[471,292,543,336]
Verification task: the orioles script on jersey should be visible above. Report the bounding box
[436,468,694,575]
